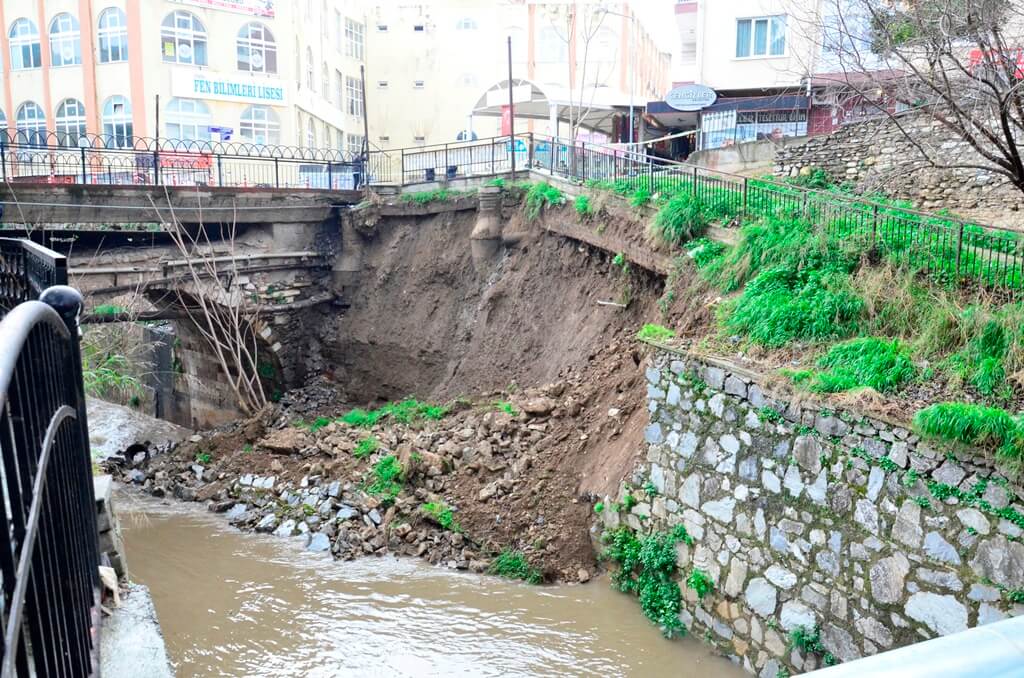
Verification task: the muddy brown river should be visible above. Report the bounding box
[121,497,746,677]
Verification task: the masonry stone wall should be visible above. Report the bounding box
[602,348,1024,676]
[774,113,1024,220]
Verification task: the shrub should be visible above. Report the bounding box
[687,238,726,269]
[308,416,331,432]
[630,185,652,209]
[809,337,916,393]
[574,194,594,217]
[523,181,565,221]
[603,525,694,638]
[686,568,715,600]
[367,455,404,502]
[353,436,379,459]
[789,625,836,666]
[400,188,472,204]
[340,399,448,428]
[914,402,1023,463]
[488,550,542,584]
[485,177,506,188]
[636,324,676,342]
[723,266,863,348]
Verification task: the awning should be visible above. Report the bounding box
[471,78,640,137]
[703,95,809,113]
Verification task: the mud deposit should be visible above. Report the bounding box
[121,496,745,678]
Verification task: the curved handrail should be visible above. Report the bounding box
[0,301,69,414]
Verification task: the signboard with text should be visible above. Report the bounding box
[169,0,275,17]
[172,71,286,105]
[665,84,717,112]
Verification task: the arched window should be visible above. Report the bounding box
[237,22,276,73]
[456,18,478,30]
[98,7,128,62]
[539,27,567,62]
[239,106,280,145]
[305,47,314,90]
[165,98,211,141]
[305,118,315,148]
[322,62,329,99]
[102,96,133,148]
[15,102,46,146]
[161,11,207,65]
[9,19,41,70]
[49,13,82,67]
[55,99,87,147]
[294,37,301,87]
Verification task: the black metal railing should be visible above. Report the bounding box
[0,239,99,677]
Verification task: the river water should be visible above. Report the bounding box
[120,496,746,678]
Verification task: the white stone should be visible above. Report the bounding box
[765,565,798,589]
[720,434,740,455]
[924,531,961,565]
[780,600,817,631]
[762,470,781,494]
[745,577,777,616]
[702,497,736,524]
[956,508,991,536]
[854,499,879,532]
[783,465,804,498]
[680,474,701,509]
[866,466,885,501]
[905,592,968,636]
[806,470,828,504]
[678,431,699,459]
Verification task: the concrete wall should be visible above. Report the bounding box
[773,113,1024,221]
[690,136,809,176]
[602,347,1024,676]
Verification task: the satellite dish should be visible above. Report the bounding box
[456,130,478,141]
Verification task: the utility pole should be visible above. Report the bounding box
[508,36,515,176]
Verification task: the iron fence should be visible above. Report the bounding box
[0,239,99,677]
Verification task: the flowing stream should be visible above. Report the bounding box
[120,495,747,678]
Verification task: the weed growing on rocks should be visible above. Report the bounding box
[914,402,1023,465]
[493,400,519,417]
[788,625,836,666]
[602,524,694,638]
[649,192,711,246]
[340,399,448,428]
[367,455,404,503]
[574,194,594,217]
[488,550,542,584]
[353,436,379,459]
[421,501,460,531]
[400,188,474,204]
[686,568,714,600]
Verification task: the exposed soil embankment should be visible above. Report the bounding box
[108,200,719,581]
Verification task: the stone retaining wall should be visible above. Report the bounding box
[602,347,1024,676]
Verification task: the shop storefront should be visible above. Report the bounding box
[697,95,809,150]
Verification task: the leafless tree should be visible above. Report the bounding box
[545,2,613,141]
[804,0,1024,193]
[151,193,269,415]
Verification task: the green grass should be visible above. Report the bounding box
[353,436,379,459]
[421,501,460,531]
[307,416,332,432]
[485,177,505,188]
[488,550,542,584]
[194,451,212,464]
[494,400,519,417]
[636,324,676,342]
[340,399,448,428]
[686,568,715,600]
[914,402,1023,464]
[630,185,652,209]
[400,188,473,204]
[722,266,863,348]
[523,181,565,221]
[789,625,836,667]
[602,525,694,638]
[574,194,594,217]
[649,192,711,246]
[93,304,127,316]
[802,337,916,393]
[366,455,404,502]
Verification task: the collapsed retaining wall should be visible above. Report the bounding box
[603,346,1024,676]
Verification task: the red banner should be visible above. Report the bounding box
[501,106,512,135]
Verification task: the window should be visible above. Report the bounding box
[335,10,342,51]
[335,70,344,109]
[239,105,280,145]
[345,18,364,60]
[165,98,211,141]
[376,24,388,32]
[413,135,425,145]
[9,19,41,70]
[413,24,425,32]
[15,102,46,145]
[346,133,364,156]
[237,22,277,73]
[456,18,477,30]
[377,80,388,89]
[378,135,390,144]
[322,62,330,99]
[736,15,786,58]
[413,80,425,89]
[538,26,566,62]
[321,1,328,35]
[306,47,314,90]
[305,118,315,148]
[102,96,133,147]
[98,7,128,62]
[49,13,81,67]
[346,76,363,117]
[161,11,207,65]
[55,98,87,146]
[294,37,301,87]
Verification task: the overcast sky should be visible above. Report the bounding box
[631,1,678,58]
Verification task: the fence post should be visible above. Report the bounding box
[444,143,449,178]
[327,160,333,190]
[217,154,224,187]
[955,222,965,280]
[647,154,653,190]
[871,204,879,247]
[692,165,698,197]
[528,132,534,169]
[153,149,161,185]
[549,139,555,175]
[580,142,586,182]
[274,158,280,188]
[401,148,406,185]
[742,177,749,217]
[1,139,6,182]
[80,147,87,184]
[491,141,495,176]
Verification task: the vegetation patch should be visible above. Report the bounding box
[789,625,836,667]
[914,403,1023,465]
[791,337,916,393]
[523,181,565,221]
[366,455,404,503]
[686,568,715,600]
[340,399,448,428]
[636,323,676,343]
[353,436,379,459]
[421,501,460,531]
[400,188,474,204]
[493,400,519,417]
[488,550,542,584]
[602,524,694,638]
[82,353,141,399]
[574,194,594,217]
